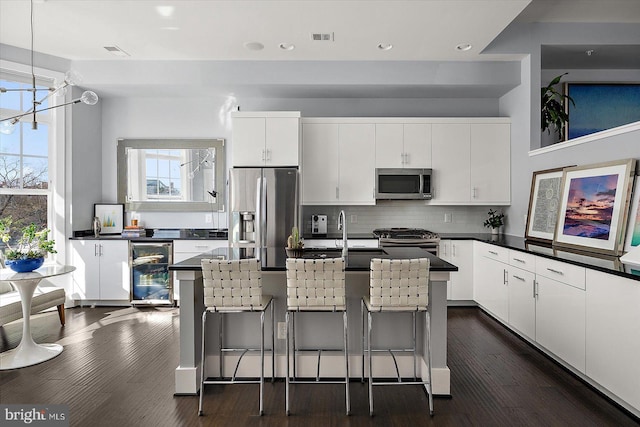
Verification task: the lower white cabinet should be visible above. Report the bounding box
[586,269,640,410]
[70,240,130,302]
[473,243,508,322]
[507,265,536,340]
[440,240,473,300]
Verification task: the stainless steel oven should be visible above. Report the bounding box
[373,228,440,256]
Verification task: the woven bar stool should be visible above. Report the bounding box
[285,257,349,415]
[198,258,274,416]
[361,258,433,416]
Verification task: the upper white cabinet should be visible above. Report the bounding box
[375,123,432,169]
[302,120,375,205]
[431,120,510,205]
[232,112,300,167]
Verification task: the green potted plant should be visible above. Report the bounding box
[541,72,575,142]
[483,209,505,235]
[0,217,56,272]
[286,226,304,257]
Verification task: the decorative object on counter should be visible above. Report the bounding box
[94,203,124,235]
[483,209,505,235]
[554,159,636,256]
[286,226,304,258]
[92,216,101,238]
[624,175,640,253]
[0,217,56,272]
[541,72,574,143]
[525,166,575,243]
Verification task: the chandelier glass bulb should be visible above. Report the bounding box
[0,121,17,135]
[80,91,99,105]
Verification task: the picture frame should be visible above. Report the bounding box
[553,159,636,256]
[94,203,124,235]
[623,176,640,253]
[564,83,640,140]
[525,166,573,243]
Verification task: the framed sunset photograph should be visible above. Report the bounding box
[554,159,636,256]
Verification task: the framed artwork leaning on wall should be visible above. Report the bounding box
[553,159,636,256]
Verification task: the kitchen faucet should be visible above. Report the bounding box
[338,210,348,258]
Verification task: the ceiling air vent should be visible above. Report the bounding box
[104,45,130,57]
[311,33,334,42]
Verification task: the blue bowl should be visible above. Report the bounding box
[5,257,45,273]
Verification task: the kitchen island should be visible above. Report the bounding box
[170,246,457,396]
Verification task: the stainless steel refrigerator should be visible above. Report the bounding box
[229,167,298,251]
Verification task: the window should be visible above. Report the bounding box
[0,74,53,240]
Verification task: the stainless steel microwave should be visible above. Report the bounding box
[375,168,432,200]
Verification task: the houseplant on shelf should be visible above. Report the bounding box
[483,209,505,236]
[541,72,575,142]
[0,217,56,272]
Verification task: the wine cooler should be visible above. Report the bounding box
[130,241,174,305]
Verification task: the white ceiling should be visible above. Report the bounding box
[0,0,533,61]
[0,0,638,99]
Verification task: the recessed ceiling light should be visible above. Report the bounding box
[456,43,472,51]
[377,43,393,51]
[160,26,180,31]
[156,6,175,18]
[244,41,264,51]
[279,43,295,51]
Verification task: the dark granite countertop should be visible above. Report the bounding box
[302,232,377,239]
[440,233,640,282]
[70,228,228,241]
[169,246,458,272]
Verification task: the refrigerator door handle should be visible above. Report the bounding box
[255,175,262,248]
[260,174,267,247]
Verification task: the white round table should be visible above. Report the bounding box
[0,264,75,370]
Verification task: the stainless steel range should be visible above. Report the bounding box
[373,227,440,255]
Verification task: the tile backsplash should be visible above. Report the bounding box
[302,203,503,235]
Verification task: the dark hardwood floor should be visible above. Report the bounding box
[1,306,637,426]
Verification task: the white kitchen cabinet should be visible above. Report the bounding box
[375,123,431,169]
[586,269,640,410]
[338,123,376,204]
[231,112,300,167]
[469,123,510,203]
[431,123,471,203]
[439,239,473,301]
[70,240,130,302]
[473,242,508,322]
[507,265,536,340]
[302,123,339,204]
[534,257,586,373]
[431,121,510,205]
[302,121,375,205]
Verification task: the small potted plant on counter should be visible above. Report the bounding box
[286,226,304,258]
[483,209,505,236]
[0,217,56,272]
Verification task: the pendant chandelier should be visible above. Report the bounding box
[0,0,98,135]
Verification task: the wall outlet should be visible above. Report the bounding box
[350,214,357,223]
[277,322,287,340]
[444,213,452,223]
[205,213,213,223]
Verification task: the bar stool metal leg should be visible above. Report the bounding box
[361,299,365,383]
[260,310,265,416]
[198,310,207,416]
[368,310,373,416]
[343,310,350,415]
[271,300,275,383]
[413,311,417,381]
[218,312,223,379]
[285,310,290,415]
